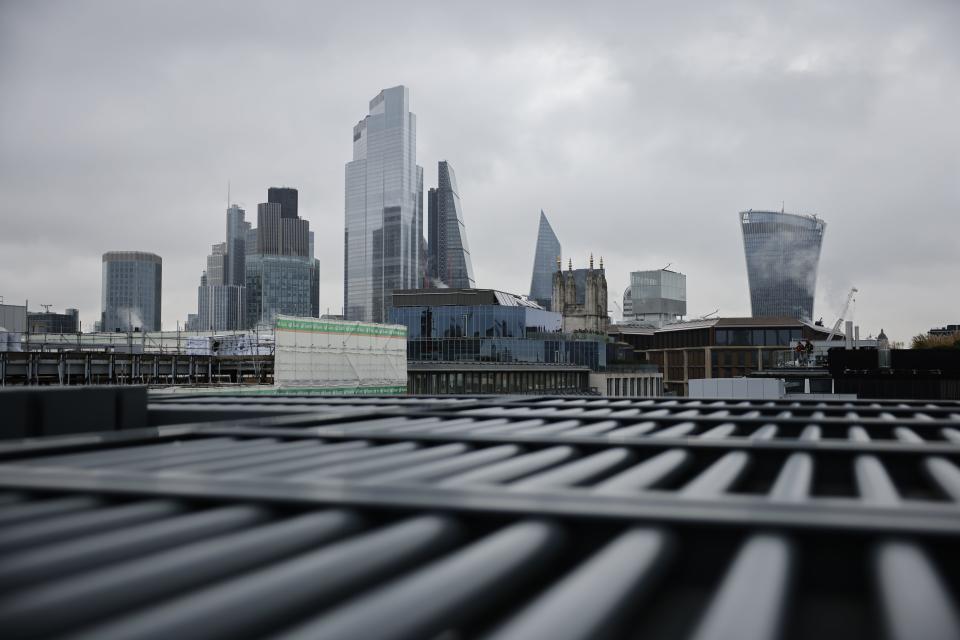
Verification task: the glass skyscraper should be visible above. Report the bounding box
[427,160,475,289]
[244,187,318,328]
[245,254,317,327]
[101,251,162,332]
[740,210,826,320]
[344,85,424,323]
[529,210,561,308]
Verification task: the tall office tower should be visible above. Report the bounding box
[225,204,250,287]
[197,242,246,331]
[427,160,475,289]
[344,85,424,323]
[740,210,826,320]
[101,251,162,332]
[268,187,298,219]
[246,187,318,327]
[529,210,561,308]
[257,194,309,258]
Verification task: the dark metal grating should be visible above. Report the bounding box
[1,394,959,639]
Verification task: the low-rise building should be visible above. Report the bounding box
[391,288,610,394]
[27,308,79,333]
[610,316,832,396]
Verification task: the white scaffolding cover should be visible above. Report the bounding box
[273,315,407,394]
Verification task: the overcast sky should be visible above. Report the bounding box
[1,1,958,342]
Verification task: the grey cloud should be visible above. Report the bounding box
[1,0,958,341]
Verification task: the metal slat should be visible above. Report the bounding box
[110,438,280,471]
[875,540,960,640]
[0,499,182,552]
[246,441,415,476]
[278,520,566,640]
[485,527,671,640]
[23,437,236,468]
[168,440,369,474]
[512,448,635,489]
[77,516,463,640]
[924,457,960,501]
[291,443,469,480]
[140,439,314,471]
[690,534,794,640]
[0,394,958,639]
[442,447,577,486]
[652,422,698,438]
[594,450,691,493]
[0,505,268,588]
[365,445,523,484]
[0,510,362,637]
[855,456,900,505]
[769,454,813,502]
[682,452,751,497]
[0,495,102,526]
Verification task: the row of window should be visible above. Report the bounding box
[408,370,586,395]
[406,337,605,369]
[605,376,662,397]
[714,328,803,346]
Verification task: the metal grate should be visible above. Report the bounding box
[1,394,959,639]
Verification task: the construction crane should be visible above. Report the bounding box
[611,299,623,320]
[826,287,858,342]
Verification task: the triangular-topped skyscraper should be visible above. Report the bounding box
[427,160,475,288]
[529,210,561,308]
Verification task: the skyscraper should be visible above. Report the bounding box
[529,210,561,308]
[257,188,309,257]
[268,187,298,219]
[344,85,424,323]
[427,160,475,289]
[740,210,826,320]
[196,204,249,332]
[101,251,162,332]
[246,187,318,327]
[225,204,249,287]
[197,242,246,331]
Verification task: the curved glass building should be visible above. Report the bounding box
[101,251,162,332]
[739,210,826,320]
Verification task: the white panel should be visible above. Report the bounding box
[273,315,407,394]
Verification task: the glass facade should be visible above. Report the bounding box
[740,210,826,320]
[529,210,561,308]
[344,85,424,323]
[427,161,475,288]
[198,284,246,331]
[101,251,162,332]
[628,269,687,317]
[407,368,588,395]
[714,327,803,346]
[225,205,249,287]
[245,254,318,328]
[391,303,605,369]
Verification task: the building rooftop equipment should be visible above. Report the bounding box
[393,288,546,309]
[0,390,958,639]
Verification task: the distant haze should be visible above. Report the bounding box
[1,1,958,342]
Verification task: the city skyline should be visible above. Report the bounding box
[1,2,958,342]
